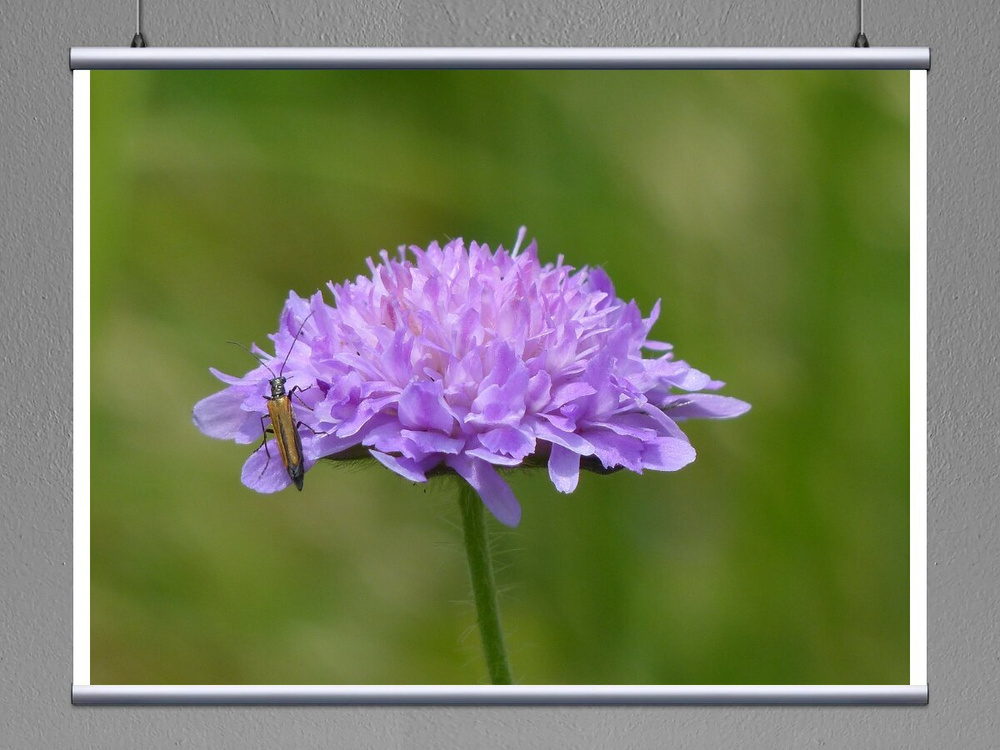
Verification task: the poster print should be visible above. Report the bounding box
[75,67,921,694]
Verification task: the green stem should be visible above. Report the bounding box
[457,481,513,685]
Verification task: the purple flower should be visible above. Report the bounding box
[193,229,750,527]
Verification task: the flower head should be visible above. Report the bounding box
[193,230,749,526]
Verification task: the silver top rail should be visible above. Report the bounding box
[70,46,931,71]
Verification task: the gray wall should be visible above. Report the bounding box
[1,0,995,746]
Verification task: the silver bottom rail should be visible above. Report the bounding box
[73,684,929,706]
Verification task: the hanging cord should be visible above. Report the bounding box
[854,0,870,47]
[131,0,147,47]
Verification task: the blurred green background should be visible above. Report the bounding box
[90,70,910,685]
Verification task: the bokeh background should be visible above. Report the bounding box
[89,70,909,685]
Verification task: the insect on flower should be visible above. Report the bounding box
[194,230,751,522]
[229,313,318,491]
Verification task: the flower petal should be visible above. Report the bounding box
[465,447,524,466]
[305,431,366,460]
[580,429,644,472]
[548,443,582,493]
[667,363,713,391]
[548,381,597,409]
[335,394,399,437]
[478,426,536,461]
[193,388,256,440]
[638,404,688,440]
[663,394,752,420]
[241,446,295,493]
[534,419,594,454]
[525,370,552,413]
[641,437,697,471]
[587,412,661,441]
[208,367,254,386]
[370,450,434,482]
[398,380,456,433]
[401,430,466,456]
[362,421,407,454]
[447,455,522,527]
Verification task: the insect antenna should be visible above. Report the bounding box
[227,340,279,380]
[277,311,315,377]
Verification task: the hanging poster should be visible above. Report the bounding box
[73,50,928,703]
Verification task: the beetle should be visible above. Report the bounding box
[231,312,317,491]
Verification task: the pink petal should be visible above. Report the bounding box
[447,455,522,527]
[664,394,752,420]
[241,447,294,493]
[193,388,256,440]
[548,443,582,493]
[580,429,644,472]
[370,450,434,482]
[398,380,455,433]
[641,437,697,471]
[479,426,536,460]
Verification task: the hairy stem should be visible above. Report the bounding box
[457,482,513,685]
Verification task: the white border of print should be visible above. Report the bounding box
[71,64,928,705]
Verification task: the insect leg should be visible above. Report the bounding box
[256,415,274,478]
[295,420,326,437]
[287,384,315,411]
[252,415,275,455]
